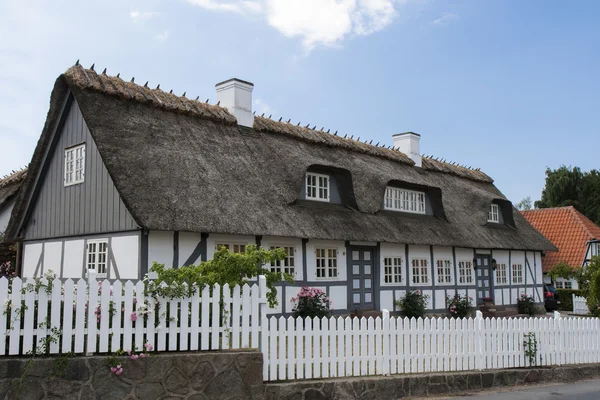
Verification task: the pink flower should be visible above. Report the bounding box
[131,312,138,322]
[110,367,117,373]
[127,350,131,356]
[130,354,139,360]
[144,343,153,351]
[140,353,146,358]
[115,368,123,375]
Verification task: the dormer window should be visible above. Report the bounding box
[384,187,426,214]
[64,143,86,186]
[305,172,330,202]
[488,203,500,223]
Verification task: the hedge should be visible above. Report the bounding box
[556,289,585,311]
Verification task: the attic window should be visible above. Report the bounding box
[384,187,426,214]
[64,144,85,186]
[488,203,500,223]
[306,172,330,202]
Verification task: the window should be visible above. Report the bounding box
[458,261,473,284]
[436,259,452,284]
[411,259,429,284]
[512,264,523,284]
[316,248,337,278]
[270,246,295,275]
[64,144,86,186]
[383,257,403,284]
[564,281,573,289]
[216,243,247,253]
[554,280,563,289]
[384,187,426,214]
[87,239,108,277]
[496,263,507,284]
[306,172,330,202]
[488,204,499,223]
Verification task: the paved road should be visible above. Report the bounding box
[446,379,600,399]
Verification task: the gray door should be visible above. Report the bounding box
[348,247,375,311]
[475,254,493,305]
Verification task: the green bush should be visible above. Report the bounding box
[396,290,429,318]
[291,287,332,319]
[555,289,584,311]
[446,293,475,318]
[580,256,600,317]
[517,293,536,316]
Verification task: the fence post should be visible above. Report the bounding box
[258,275,268,380]
[554,310,562,365]
[475,310,484,370]
[382,309,390,375]
[572,293,575,313]
[86,270,97,356]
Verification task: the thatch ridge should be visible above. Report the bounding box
[0,168,27,209]
[421,157,493,183]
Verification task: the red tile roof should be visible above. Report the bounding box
[521,206,600,272]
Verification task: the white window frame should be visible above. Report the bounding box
[488,203,500,223]
[384,187,426,214]
[458,261,474,284]
[435,259,453,284]
[564,280,573,289]
[554,280,564,289]
[512,264,523,284]
[410,258,429,285]
[64,144,86,186]
[496,263,508,285]
[305,172,330,202]
[383,256,403,284]
[315,248,338,279]
[87,239,108,278]
[269,245,296,276]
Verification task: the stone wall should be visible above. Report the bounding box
[0,350,263,400]
[264,363,600,400]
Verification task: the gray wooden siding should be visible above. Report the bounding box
[24,99,138,240]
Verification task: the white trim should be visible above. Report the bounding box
[314,247,338,279]
[384,187,426,214]
[64,143,86,186]
[87,238,108,278]
[409,257,430,286]
[488,204,499,223]
[305,172,330,202]
[382,256,403,285]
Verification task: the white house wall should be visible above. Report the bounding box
[0,198,15,234]
[22,232,140,279]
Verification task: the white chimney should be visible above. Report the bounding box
[392,132,421,167]
[215,78,254,128]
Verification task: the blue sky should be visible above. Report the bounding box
[1,0,598,204]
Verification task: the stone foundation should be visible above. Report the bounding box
[0,350,263,400]
[264,363,600,399]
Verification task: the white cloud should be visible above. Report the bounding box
[431,12,457,26]
[186,0,404,51]
[156,30,169,42]
[130,9,161,23]
[253,98,272,115]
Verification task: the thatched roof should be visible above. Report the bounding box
[6,65,555,251]
[0,168,27,210]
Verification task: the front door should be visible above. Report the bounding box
[475,254,493,305]
[348,247,375,311]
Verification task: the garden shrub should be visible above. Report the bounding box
[580,256,600,317]
[446,293,475,318]
[291,287,332,319]
[555,289,584,311]
[396,290,429,318]
[517,293,536,316]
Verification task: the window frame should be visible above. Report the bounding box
[383,256,403,285]
[384,187,426,214]
[495,263,508,285]
[87,238,108,278]
[435,259,453,284]
[64,143,86,187]
[269,245,296,276]
[315,247,338,279]
[488,203,500,223]
[305,172,331,202]
[410,258,430,285]
[458,260,474,284]
[512,263,523,284]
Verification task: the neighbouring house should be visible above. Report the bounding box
[5,64,554,315]
[521,206,600,290]
[0,168,27,236]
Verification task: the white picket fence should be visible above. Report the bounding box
[262,310,600,381]
[572,294,590,315]
[0,272,267,356]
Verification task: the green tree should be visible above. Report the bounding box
[146,245,293,307]
[580,256,600,316]
[516,196,533,211]
[535,166,600,225]
[547,261,578,282]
